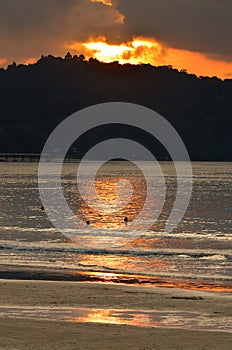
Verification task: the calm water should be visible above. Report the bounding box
[0,162,231,289]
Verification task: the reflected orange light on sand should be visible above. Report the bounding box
[78,271,232,293]
[77,309,121,325]
[68,36,232,79]
[90,0,112,6]
[74,309,151,327]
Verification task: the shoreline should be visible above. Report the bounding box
[0,264,231,293]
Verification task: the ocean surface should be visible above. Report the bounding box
[0,162,231,290]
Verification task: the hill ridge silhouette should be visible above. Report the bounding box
[0,53,231,161]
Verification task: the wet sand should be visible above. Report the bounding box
[0,280,232,350]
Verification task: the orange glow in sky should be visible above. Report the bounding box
[24,57,37,65]
[0,58,7,66]
[68,36,232,79]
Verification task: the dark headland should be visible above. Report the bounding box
[0,53,231,161]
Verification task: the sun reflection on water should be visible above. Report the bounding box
[75,174,148,229]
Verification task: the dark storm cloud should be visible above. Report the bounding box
[115,0,232,61]
[0,0,122,61]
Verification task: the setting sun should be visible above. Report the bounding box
[83,40,135,63]
[68,36,164,66]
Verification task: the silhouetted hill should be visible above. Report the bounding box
[0,53,231,161]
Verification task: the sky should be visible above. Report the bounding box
[0,0,232,78]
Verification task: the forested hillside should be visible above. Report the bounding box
[0,54,231,160]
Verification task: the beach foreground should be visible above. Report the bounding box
[0,280,232,349]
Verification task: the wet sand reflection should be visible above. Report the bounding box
[0,306,231,333]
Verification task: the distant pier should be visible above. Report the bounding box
[0,153,78,163]
[0,153,41,162]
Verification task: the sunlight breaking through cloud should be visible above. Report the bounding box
[69,37,165,66]
[67,36,232,79]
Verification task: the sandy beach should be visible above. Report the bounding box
[0,280,231,350]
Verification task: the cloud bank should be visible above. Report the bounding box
[115,0,232,62]
[0,0,231,77]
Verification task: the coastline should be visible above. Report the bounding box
[0,279,231,349]
[0,264,231,293]
[0,161,232,349]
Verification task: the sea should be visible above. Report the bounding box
[0,162,231,291]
